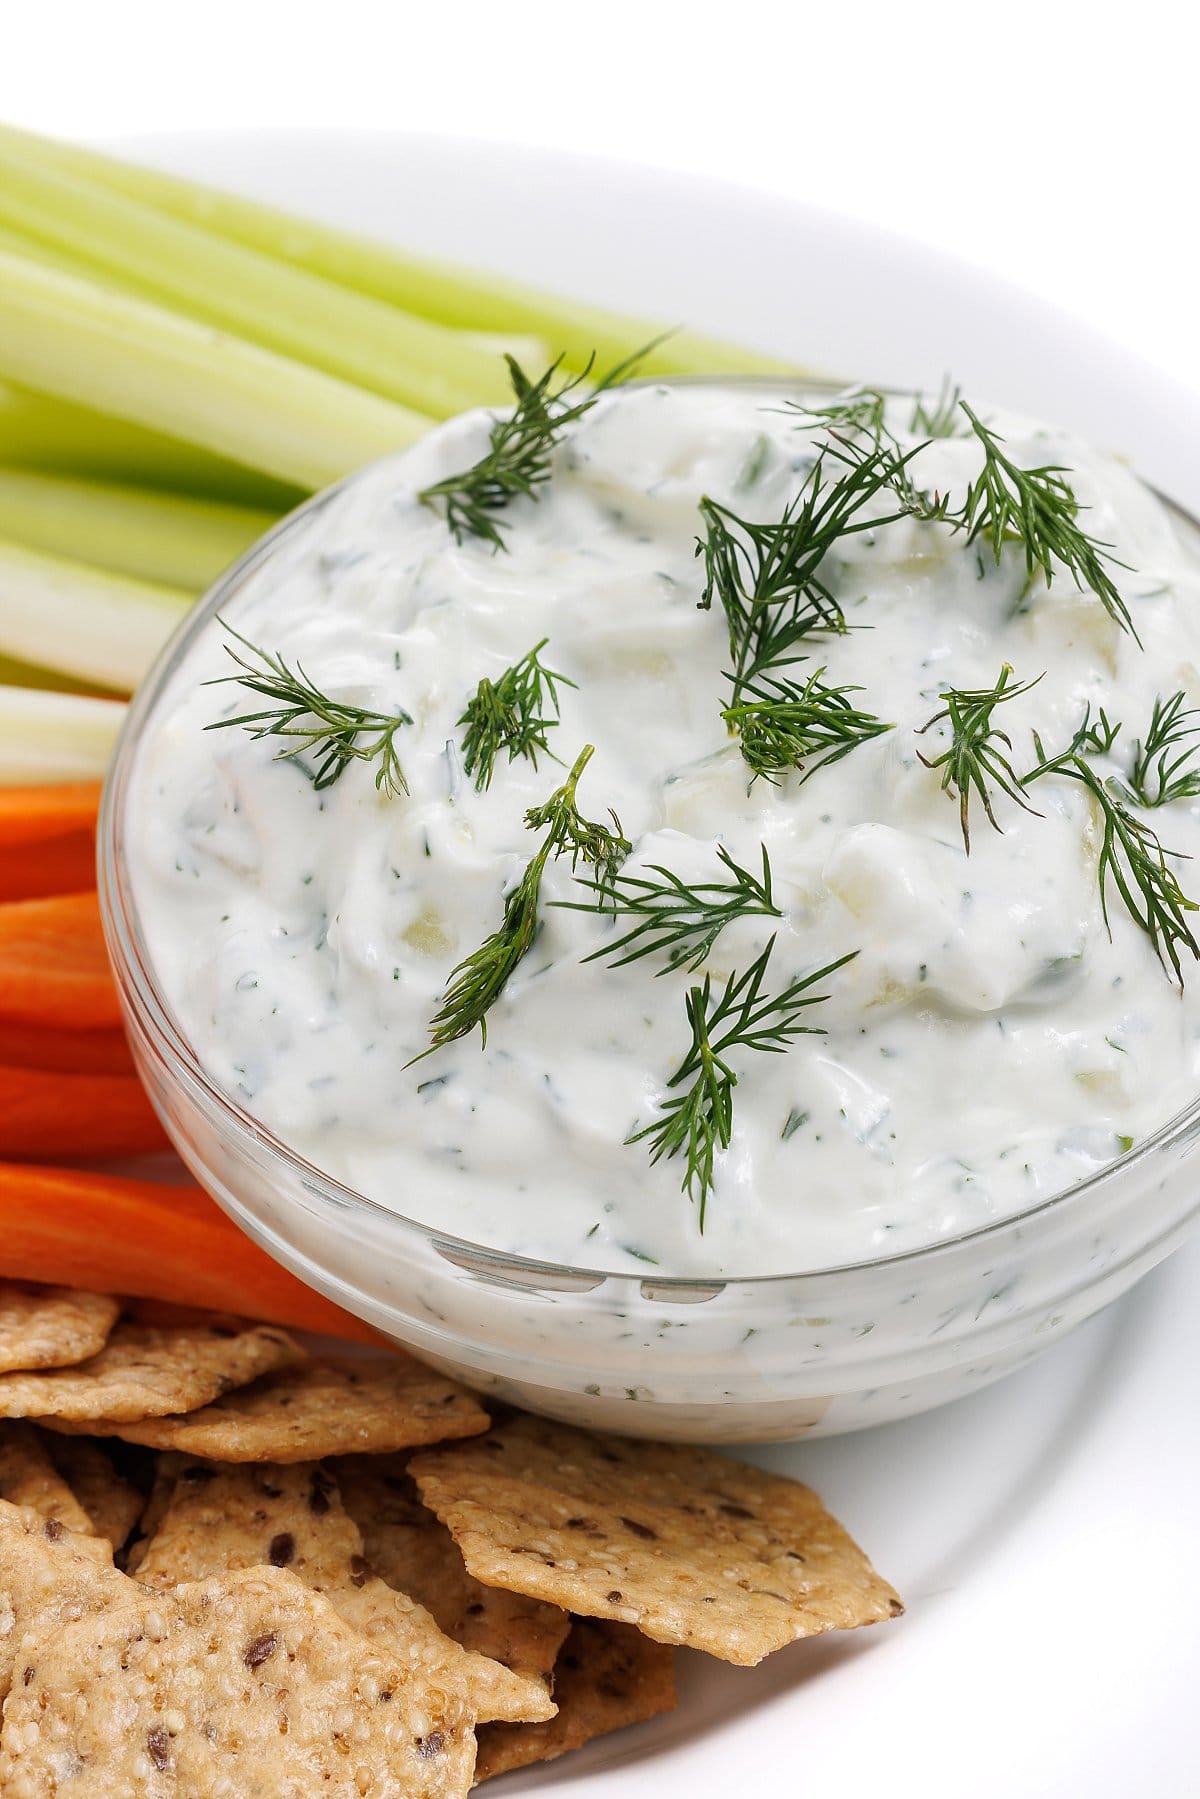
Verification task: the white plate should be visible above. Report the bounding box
[112,131,1200,1799]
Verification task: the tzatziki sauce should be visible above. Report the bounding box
[126,382,1200,1280]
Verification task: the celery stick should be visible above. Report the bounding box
[0,221,82,279]
[0,251,431,491]
[0,469,274,593]
[0,683,126,783]
[458,331,549,364]
[0,537,190,692]
[0,651,102,696]
[3,124,796,380]
[0,138,523,420]
[0,382,302,510]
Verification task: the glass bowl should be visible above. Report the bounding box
[98,407,1200,1445]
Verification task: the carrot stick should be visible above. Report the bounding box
[0,1063,168,1158]
[0,1019,134,1075]
[0,890,120,1028]
[0,782,102,844]
[0,1162,379,1342]
[0,831,96,901]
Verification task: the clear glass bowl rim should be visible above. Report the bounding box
[98,376,1200,1293]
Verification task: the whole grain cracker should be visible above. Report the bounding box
[64,1354,489,1458]
[0,1423,93,1537]
[475,1618,677,1783]
[0,1498,129,1699]
[337,1453,570,1690]
[136,1458,555,1726]
[0,1566,477,1799]
[44,1435,144,1550]
[0,1284,119,1373]
[122,1453,185,1574]
[410,1416,903,1666]
[0,1319,302,1423]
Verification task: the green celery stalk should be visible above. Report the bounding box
[0,250,431,491]
[0,651,107,696]
[0,382,302,510]
[0,537,190,692]
[0,220,82,279]
[0,135,529,420]
[0,683,126,783]
[458,331,551,364]
[0,469,275,593]
[1,124,796,381]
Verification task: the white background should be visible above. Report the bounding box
[2,0,1198,395]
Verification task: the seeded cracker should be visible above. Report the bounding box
[410,1416,903,1665]
[136,1458,555,1725]
[43,1436,144,1551]
[0,1320,302,1423]
[0,1499,128,1699]
[0,1566,477,1799]
[123,1452,188,1574]
[337,1453,570,1689]
[0,1423,94,1537]
[0,1284,119,1373]
[475,1618,677,1782]
[66,1353,490,1457]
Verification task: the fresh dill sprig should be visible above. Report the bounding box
[722,667,892,785]
[458,639,575,792]
[794,381,963,445]
[421,745,629,1052]
[698,439,927,691]
[558,843,781,975]
[421,858,542,1057]
[1025,711,1200,984]
[1076,707,1122,756]
[204,623,411,797]
[790,387,891,440]
[418,345,652,550]
[950,403,1137,640]
[909,379,965,439]
[818,426,951,528]
[917,663,1043,852]
[1127,692,1200,807]
[523,748,631,885]
[626,939,856,1228]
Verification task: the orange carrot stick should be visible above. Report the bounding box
[0,1020,135,1076]
[0,783,103,845]
[0,834,97,903]
[0,891,121,1029]
[0,1163,379,1342]
[0,1063,168,1159]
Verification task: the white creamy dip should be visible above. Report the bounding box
[126,383,1200,1280]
